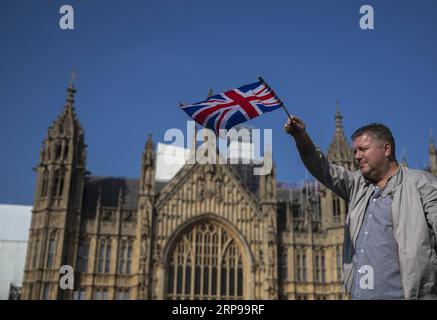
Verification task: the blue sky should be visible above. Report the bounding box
[1,0,436,204]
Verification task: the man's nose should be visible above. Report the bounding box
[355,151,362,161]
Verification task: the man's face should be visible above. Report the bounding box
[352,133,390,179]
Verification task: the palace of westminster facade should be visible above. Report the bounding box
[20,84,437,300]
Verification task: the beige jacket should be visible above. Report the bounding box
[300,147,437,299]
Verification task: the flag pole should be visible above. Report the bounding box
[257,76,293,120]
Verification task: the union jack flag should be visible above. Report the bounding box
[179,79,283,136]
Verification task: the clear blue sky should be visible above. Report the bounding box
[1,0,436,205]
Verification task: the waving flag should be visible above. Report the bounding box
[179,78,283,135]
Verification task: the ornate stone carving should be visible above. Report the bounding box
[101,209,116,223]
[122,210,134,222]
[152,243,162,267]
[141,235,148,257]
[195,165,226,201]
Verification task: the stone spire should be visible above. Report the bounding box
[191,122,197,153]
[327,101,354,169]
[335,100,342,132]
[145,133,154,152]
[40,73,86,167]
[401,147,408,167]
[207,88,214,98]
[429,130,437,176]
[48,71,83,140]
[140,134,156,195]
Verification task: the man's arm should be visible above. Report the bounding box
[417,172,437,243]
[284,116,354,201]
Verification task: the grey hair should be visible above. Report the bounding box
[351,123,396,159]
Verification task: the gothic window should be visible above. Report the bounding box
[46,237,56,268]
[98,241,104,273]
[53,169,65,197]
[43,283,50,300]
[291,201,302,219]
[332,196,341,219]
[76,240,90,272]
[41,170,49,198]
[282,249,288,281]
[116,289,129,300]
[55,144,62,160]
[118,240,127,274]
[321,251,326,283]
[314,250,326,283]
[33,237,40,268]
[296,253,301,282]
[105,240,111,273]
[28,284,33,299]
[315,199,322,222]
[336,246,342,281]
[73,288,86,300]
[98,238,112,273]
[118,239,132,274]
[127,241,132,274]
[166,221,244,300]
[63,144,69,160]
[295,248,307,282]
[94,289,101,300]
[94,288,108,300]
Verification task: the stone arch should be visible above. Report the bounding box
[160,213,255,299]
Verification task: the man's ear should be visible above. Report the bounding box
[383,142,392,157]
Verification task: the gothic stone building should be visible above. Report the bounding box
[21,84,437,300]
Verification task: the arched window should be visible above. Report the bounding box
[98,240,105,273]
[295,247,307,282]
[43,283,50,300]
[332,196,341,218]
[166,221,244,300]
[98,238,112,273]
[127,240,132,274]
[33,237,40,268]
[118,240,127,274]
[105,240,112,273]
[54,169,65,197]
[336,246,342,281]
[76,239,90,272]
[282,249,288,281]
[46,237,56,268]
[117,239,132,274]
[55,144,62,160]
[63,144,69,160]
[41,170,49,198]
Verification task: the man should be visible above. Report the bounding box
[284,116,437,299]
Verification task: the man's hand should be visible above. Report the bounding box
[283,115,316,158]
[284,116,306,137]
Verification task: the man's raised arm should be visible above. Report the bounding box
[284,116,354,201]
